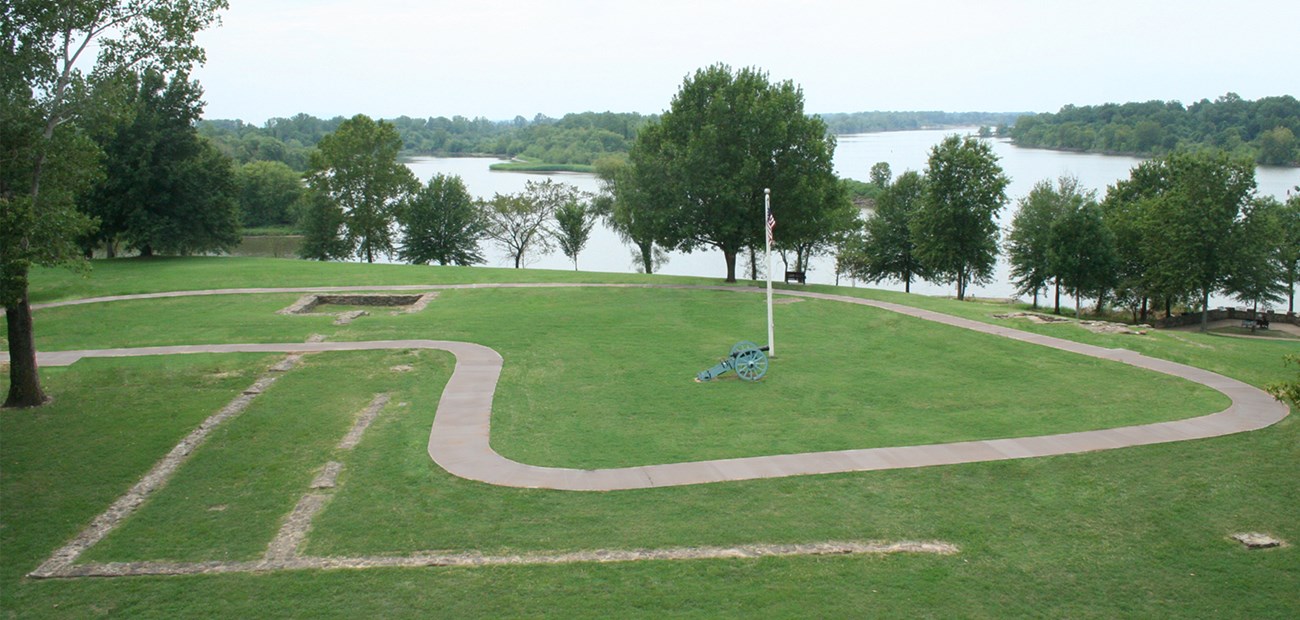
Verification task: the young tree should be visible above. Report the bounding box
[1007,177,1092,310]
[552,199,596,270]
[869,162,892,189]
[305,114,417,263]
[626,64,842,282]
[397,174,485,266]
[912,135,1010,300]
[1048,202,1118,317]
[483,179,581,268]
[236,160,303,228]
[848,170,931,292]
[2,0,227,408]
[81,69,240,257]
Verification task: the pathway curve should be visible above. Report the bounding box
[9,283,1292,491]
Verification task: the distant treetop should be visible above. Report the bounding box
[1009,93,1300,166]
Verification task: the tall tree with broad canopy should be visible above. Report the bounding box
[627,64,842,282]
[848,170,932,292]
[1121,150,1257,330]
[1047,201,1118,317]
[80,69,240,257]
[912,135,1010,300]
[2,0,227,408]
[1007,176,1093,311]
[305,114,417,263]
[397,173,485,266]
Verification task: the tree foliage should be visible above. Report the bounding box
[1010,93,1300,166]
[236,160,303,228]
[1007,177,1092,309]
[482,179,582,269]
[552,199,596,270]
[2,0,227,407]
[305,115,417,263]
[1222,197,1288,315]
[397,174,485,266]
[627,64,842,282]
[847,170,931,292]
[1048,202,1118,317]
[80,69,240,257]
[593,155,665,274]
[912,135,1010,300]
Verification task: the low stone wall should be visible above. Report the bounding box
[1155,308,1298,329]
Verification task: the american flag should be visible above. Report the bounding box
[766,211,776,245]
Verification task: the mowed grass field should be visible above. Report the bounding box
[2,257,1297,618]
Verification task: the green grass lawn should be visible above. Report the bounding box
[2,257,1297,618]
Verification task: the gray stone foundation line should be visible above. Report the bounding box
[27,354,303,578]
[41,540,958,578]
[310,462,344,489]
[265,493,332,561]
[338,393,390,450]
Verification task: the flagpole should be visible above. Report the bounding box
[765,188,775,358]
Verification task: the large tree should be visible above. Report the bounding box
[397,173,485,266]
[305,114,416,263]
[1007,177,1092,311]
[1222,196,1287,322]
[80,69,240,257]
[848,170,931,292]
[1125,150,1257,329]
[1278,190,1300,314]
[2,0,227,408]
[912,135,1010,300]
[626,64,842,282]
[1047,202,1118,317]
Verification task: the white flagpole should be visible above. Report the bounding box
[765,188,775,358]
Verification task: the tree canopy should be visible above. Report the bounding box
[2,0,227,407]
[912,135,1009,300]
[304,114,417,263]
[1011,93,1300,166]
[626,64,843,282]
[847,170,931,292]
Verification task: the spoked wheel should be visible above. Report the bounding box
[730,341,761,358]
[733,347,768,382]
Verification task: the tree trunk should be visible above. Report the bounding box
[749,247,758,281]
[514,251,523,269]
[1199,289,1210,332]
[1053,278,1061,314]
[4,288,47,408]
[1075,290,1082,318]
[904,272,911,294]
[139,244,154,258]
[1165,297,1172,319]
[723,249,737,283]
[1031,289,1038,309]
[637,241,653,274]
[1140,297,1149,324]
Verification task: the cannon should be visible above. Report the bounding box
[695,341,770,382]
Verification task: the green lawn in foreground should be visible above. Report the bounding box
[2,257,1297,618]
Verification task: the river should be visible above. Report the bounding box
[398,130,1297,305]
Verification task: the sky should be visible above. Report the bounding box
[191,0,1300,125]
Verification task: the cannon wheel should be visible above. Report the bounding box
[733,348,768,382]
[730,340,762,358]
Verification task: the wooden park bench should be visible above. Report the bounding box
[784,270,806,284]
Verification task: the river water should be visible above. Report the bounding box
[401,130,1297,303]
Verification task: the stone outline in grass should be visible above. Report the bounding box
[277,293,437,317]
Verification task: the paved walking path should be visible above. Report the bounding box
[8,283,1292,491]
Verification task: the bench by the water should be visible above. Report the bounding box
[784,270,806,284]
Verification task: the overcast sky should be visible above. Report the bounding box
[191,0,1299,124]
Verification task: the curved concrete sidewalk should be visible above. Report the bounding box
[8,283,1292,491]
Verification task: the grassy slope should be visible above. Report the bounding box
[2,257,1297,619]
